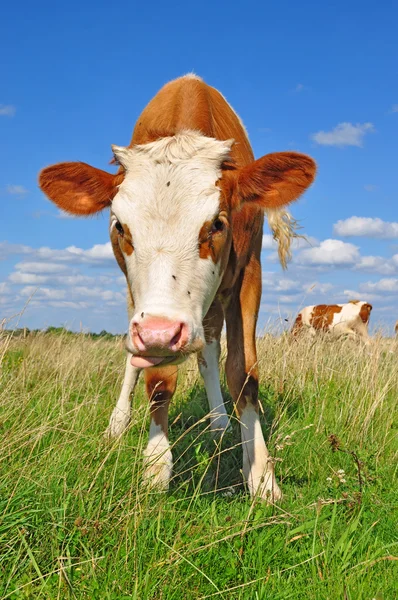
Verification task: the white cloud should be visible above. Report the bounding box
[0,282,11,295]
[47,301,93,309]
[341,289,382,302]
[355,256,396,275]
[294,83,305,92]
[364,184,377,192]
[334,216,398,239]
[360,278,398,294]
[303,282,334,295]
[0,241,115,266]
[9,273,50,285]
[63,243,114,262]
[0,242,31,260]
[6,184,28,195]
[311,122,375,147]
[14,262,70,274]
[72,286,124,302]
[390,104,398,113]
[20,287,66,300]
[0,104,16,117]
[263,273,302,294]
[297,239,360,266]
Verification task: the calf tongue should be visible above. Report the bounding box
[130,355,165,368]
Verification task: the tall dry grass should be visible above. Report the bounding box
[0,328,397,598]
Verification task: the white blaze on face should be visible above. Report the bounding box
[111,131,233,351]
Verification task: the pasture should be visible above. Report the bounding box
[0,329,397,599]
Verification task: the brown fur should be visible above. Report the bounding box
[291,312,303,336]
[310,305,343,330]
[198,217,229,265]
[110,228,127,276]
[145,366,178,432]
[359,303,372,324]
[39,162,123,215]
[119,223,134,256]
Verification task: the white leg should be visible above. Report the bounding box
[240,404,282,502]
[142,420,173,490]
[198,339,230,436]
[105,355,141,438]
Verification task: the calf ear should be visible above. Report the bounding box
[237,152,316,209]
[39,162,122,216]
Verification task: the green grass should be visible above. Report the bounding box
[0,330,397,598]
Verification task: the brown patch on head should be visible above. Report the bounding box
[110,222,134,273]
[359,303,372,324]
[119,223,134,256]
[310,305,342,330]
[349,299,360,304]
[291,312,303,336]
[198,215,230,266]
[110,226,127,276]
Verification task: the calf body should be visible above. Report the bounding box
[292,300,372,342]
[39,75,316,501]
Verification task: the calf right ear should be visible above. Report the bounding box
[39,162,123,216]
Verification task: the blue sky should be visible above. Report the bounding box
[1,0,398,334]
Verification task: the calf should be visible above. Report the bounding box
[292,300,372,342]
[39,75,316,501]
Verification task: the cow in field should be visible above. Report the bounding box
[292,300,372,342]
[39,74,316,501]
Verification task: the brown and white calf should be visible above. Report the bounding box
[39,75,316,501]
[292,300,372,342]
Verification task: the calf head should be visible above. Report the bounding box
[39,131,315,367]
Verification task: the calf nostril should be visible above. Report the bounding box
[169,324,183,348]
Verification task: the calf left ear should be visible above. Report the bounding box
[237,152,316,209]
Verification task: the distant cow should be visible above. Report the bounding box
[395,321,398,335]
[292,300,372,342]
[39,74,316,502]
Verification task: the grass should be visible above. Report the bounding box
[0,328,397,599]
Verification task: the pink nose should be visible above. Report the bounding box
[131,317,188,352]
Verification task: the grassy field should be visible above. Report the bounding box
[0,329,397,599]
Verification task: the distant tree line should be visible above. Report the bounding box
[2,326,124,340]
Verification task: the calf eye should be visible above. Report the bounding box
[211,218,225,234]
[115,221,124,236]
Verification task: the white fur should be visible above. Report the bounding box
[142,421,173,490]
[111,132,233,354]
[240,405,282,502]
[198,339,230,436]
[105,356,140,438]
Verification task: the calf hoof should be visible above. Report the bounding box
[245,467,283,504]
[210,413,232,438]
[142,449,173,492]
[104,408,131,439]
